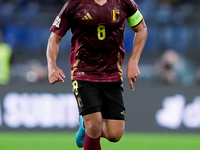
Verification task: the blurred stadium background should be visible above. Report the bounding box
[0,0,200,149]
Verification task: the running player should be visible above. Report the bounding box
[46,0,147,149]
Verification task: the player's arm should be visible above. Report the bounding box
[127,19,148,90]
[46,32,66,84]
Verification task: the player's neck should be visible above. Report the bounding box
[93,0,108,5]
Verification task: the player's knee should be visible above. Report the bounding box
[107,135,122,142]
[87,122,102,132]
[107,132,123,142]
[85,121,103,138]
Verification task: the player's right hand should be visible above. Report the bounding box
[48,67,66,84]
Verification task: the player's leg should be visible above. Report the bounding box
[76,110,103,149]
[103,119,125,142]
[72,80,103,148]
[73,80,125,149]
[77,113,124,149]
[82,80,125,143]
[83,112,103,150]
[100,80,125,142]
[83,112,103,138]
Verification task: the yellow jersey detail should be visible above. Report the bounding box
[82,13,93,20]
[117,51,123,81]
[71,59,80,80]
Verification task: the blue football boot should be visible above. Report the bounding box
[75,115,85,148]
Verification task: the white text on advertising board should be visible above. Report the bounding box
[2,93,79,128]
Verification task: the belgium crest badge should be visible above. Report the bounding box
[112,9,120,22]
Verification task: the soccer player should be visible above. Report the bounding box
[46,0,147,149]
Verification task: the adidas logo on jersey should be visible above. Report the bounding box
[82,13,92,20]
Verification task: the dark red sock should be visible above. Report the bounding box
[84,134,101,150]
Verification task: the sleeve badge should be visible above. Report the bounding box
[53,16,61,28]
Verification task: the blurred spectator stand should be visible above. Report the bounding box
[0,30,12,85]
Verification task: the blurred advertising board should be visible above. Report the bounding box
[124,81,200,133]
[2,93,78,129]
[0,83,79,132]
[0,81,200,133]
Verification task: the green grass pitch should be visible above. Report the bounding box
[0,132,200,150]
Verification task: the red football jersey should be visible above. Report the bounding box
[50,0,140,82]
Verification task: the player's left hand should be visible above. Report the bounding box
[126,61,140,91]
[48,66,66,84]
